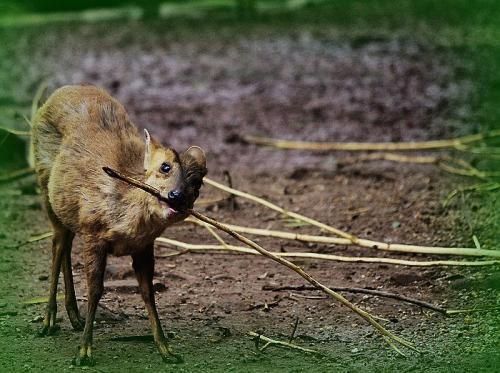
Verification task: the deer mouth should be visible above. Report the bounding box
[159,200,178,215]
[167,207,179,215]
[159,200,189,221]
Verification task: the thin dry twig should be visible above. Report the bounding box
[445,307,500,315]
[437,159,500,179]
[0,167,35,183]
[23,206,500,261]
[284,290,500,316]
[31,81,48,122]
[289,293,327,300]
[223,169,237,210]
[444,182,500,207]
[263,284,447,315]
[27,231,53,243]
[155,248,189,258]
[248,331,319,355]
[203,224,231,249]
[0,126,31,136]
[194,194,229,207]
[289,316,300,342]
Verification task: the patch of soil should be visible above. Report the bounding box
[0,19,498,372]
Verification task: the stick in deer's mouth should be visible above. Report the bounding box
[102,166,417,355]
[103,167,168,203]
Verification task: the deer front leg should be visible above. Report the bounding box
[62,243,85,331]
[133,247,183,364]
[73,240,108,367]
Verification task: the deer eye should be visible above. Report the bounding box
[160,162,171,174]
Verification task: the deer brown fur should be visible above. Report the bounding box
[32,84,206,365]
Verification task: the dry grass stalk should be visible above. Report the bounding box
[339,153,499,178]
[0,126,31,136]
[340,153,439,165]
[31,81,48,122]
[155,237,500,266]
[242,131,500,152]
[248,331,319,355]
[0,167,35,183]
[444,182,500,207]
[203,224,231,249]
[194,194,229,206]
[25,231,53,243]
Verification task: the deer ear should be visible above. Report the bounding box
[143,129,151,171]
[186,146,206,169]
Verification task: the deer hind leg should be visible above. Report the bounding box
[73,238,108,367]
[61,231,84,331]
[39,193,78,335]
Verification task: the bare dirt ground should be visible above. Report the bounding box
[0,19,499,372]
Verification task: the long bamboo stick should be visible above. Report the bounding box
[28,232,500,266]
[185,218,500,258]
[203,178,500,258]
[155,237,500,266]
[0,126,31,136]
[242,131,500,152]
[338,153,500,178]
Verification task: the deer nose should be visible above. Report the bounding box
[167,189,184,206]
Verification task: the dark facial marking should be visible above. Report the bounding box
[171,151,207,209]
